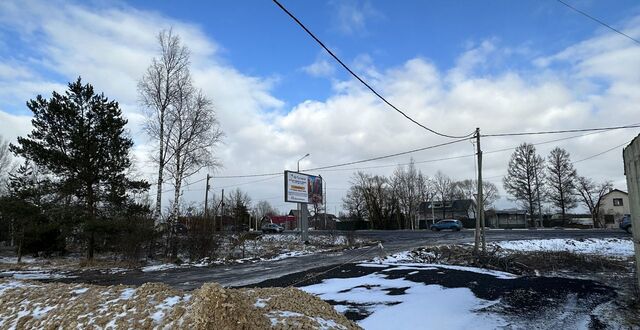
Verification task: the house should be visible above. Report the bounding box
[288,208,311,221]
[417,199,477,228]
[309,213,338,230]
[599,189,630,228]
[486,209,527,229]
[261,215,297,230]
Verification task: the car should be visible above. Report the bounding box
[430,219,463,231]
[620,215,632,234]
[261,223,284,234]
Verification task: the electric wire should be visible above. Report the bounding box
[272,0,475,139]
[482,124,640,138]
[556,0,640,46]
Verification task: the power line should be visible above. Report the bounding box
[305,138,471,171]
[484,137,634,180]
[272,0,474,139]
[316,128,608,173]
[556,0,640,46]
[572,140,629,164]
[482,124,640,138]
[211,137,471,179]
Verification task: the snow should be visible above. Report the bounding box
[0,270,73,280]
[363,257,517,280]
[490,238,634,257]
[301,271,506,330]
[72,287,89,294]
[141,263,181,272]
[0,280,33,295]
[151,295,187,324]
[119,288,136,300]
[32,306,55,319]
[0,256,38,264]
[254,298,270,308]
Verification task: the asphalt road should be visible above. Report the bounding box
[56,229,630,290]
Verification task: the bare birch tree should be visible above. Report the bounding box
[138,29,191,223]
[165,89,223,221]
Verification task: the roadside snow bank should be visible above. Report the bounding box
[490,238,633,258]
[0,279,358,329]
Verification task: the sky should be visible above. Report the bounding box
[0,0,639,215]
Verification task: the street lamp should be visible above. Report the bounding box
[297,153,310,172]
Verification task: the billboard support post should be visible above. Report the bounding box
[301,203,309,242]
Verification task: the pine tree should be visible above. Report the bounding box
[10,78,149,259]
[546,147,577,220]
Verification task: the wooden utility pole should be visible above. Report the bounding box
[204,174,211,220]
[474,127,486,254]
[221,188,225,232]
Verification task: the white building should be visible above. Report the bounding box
[599,189,630,228]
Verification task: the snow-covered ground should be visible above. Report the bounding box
[489,238,634,258]
[0,270,75,280]
[301,263,508,329]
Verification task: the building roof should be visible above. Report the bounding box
[493,209,528,215]
[602,189,628,198]
[418,199,476,213]
[288,208,311,218]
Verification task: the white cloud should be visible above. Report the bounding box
[0,1,638,214]
[330,0,382,36]
[302,58,336,77]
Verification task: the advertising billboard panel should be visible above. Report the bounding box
[284,170,323,204]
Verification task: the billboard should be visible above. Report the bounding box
[284,170,323,204]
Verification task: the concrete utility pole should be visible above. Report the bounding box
[475,127,486,254]
[623,135,640,291]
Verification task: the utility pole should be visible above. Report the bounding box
[475,127,486,254]
[204,174,211,221]
[221,188,225,232]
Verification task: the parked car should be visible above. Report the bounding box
[430,219,463,231]
[620,215,632,234]
[261,223,284,234]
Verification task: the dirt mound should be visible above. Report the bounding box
[0,280,360,330]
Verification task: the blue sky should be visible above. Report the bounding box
[1,0,639,213]
[122,0,640,107]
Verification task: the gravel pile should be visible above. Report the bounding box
[0,279,360,330]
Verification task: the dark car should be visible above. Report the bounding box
[261,223,284,234]
[620,215,632,234]
[430,219,463,231]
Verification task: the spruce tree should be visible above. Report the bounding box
[10,78,148,259]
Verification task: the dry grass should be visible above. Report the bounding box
[0,279,360,330]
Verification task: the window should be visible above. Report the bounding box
[613,198,624,206]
